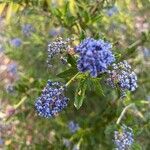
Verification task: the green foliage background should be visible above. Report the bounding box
[0,0,150,149]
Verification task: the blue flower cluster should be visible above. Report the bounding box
[35,80,68,118]
[63,121,80,148]
[0,44,4,53]
[68,121,80,133]
[142,47,150,59]
[106,6,118,16]
[114,125,134,150]
[63,138,71,148]
[49,27,64,37]
[10,38,22,47]
[0,138,3,146]
[47,37,72,67]
[7,63,17,76]
[74,38,115,77]
[5,84,14,93]
[22,24,34,36]
[107,61,138,97]
[63,138,80,150]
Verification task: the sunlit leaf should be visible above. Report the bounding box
[67,54,76,67]
[0,3,6,15]
[69,0,77,16]
[6,2,13,23]
[74,79,87,109]
[57,67,78,78]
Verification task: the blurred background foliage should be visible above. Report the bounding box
[0,0,150,149]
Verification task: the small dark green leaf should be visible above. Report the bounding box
[57,67,78,78]
[83,10,90,23]
[92,79,105,96]
[91,14,102,23]
[67,54,76,67]
[64,1,69,15]
[79,30,86,40]
[74,79,87,109]
[131,143,142,150]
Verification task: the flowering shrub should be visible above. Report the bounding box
[0,0,150,149]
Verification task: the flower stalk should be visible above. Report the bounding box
[116,103,135,125]
[65,72,80,87]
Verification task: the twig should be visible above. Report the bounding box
[14,96,27,109]
[65,72,80,87]
[116,103,135,125]
[120,34,147,60]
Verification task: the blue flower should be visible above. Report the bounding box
[106,6,118,16]
[35,80,69,118]
[10,38,22,47]
[7,63,17,76]
[0,138,3,145]
[0,44,4,53]
[143,47,150,58]
[63,138,71,148]
[114,125,134,150]
[106,61,138,97]
[68,121,80,133]
[49,27,64,37]
[22,24,34,36]
[5,84,14,93]
[146,95,150,101]
[47,37,73,67]
[75,38,115,77]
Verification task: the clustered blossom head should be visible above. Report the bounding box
[74,38,115,77]
[106,6,118,16]
[22,24,34,36]
[47,37,73,67]
[142,47,150,59]
[63,138,71,148]
[10,38,22,47]
[68,121,80,133]
[0,137,3,146]
[5,84,14,93]
[35,80,68,118]
[114,125,134,150]
[7,63,17,76]
[0,44,4,53]
[49,27,64,37]
[106,61,138,97]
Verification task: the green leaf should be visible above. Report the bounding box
[74,79,87,109]
[79,30,86,40]
[83,10,90,23]
[67,54,76,67]
[69,0,77,16]
[92,79,105,96]
[131,142,142,150]
[91,14,102,23]
[57,67,78,78]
